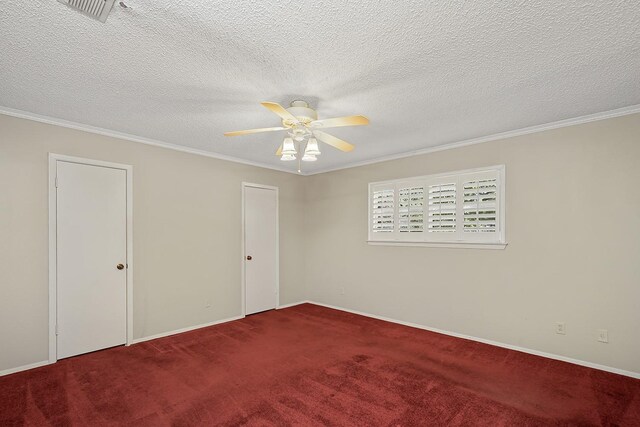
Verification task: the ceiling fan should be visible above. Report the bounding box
[224,100,369,167]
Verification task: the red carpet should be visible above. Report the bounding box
[1,303,639,426]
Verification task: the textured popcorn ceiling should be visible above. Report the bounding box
[1,1,639,174]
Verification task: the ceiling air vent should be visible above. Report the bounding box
[58,0,116,23]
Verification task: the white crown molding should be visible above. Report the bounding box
[2,104,639,176]
[307,104,640,175]
[0,106,297,175]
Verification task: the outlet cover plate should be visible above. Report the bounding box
[597,329,609,343]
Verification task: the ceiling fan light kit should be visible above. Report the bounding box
[305,138,321,156]
[281,137,296,156]
[224,100,369,172]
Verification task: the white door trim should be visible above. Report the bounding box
[48,153,133,364]
[241,182,279,316]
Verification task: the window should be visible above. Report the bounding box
[368,166,505,248]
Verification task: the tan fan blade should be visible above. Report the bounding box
[224,126,287,137]
[276,143,282,156]
[261,102,299,123]
[313,130,355,152]
[310,115,369,128]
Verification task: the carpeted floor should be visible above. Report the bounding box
[1,303,639,426]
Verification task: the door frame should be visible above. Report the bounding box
[48,153,134,364]
[241,182,279,316]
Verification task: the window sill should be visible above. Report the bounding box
[367,240,508,250]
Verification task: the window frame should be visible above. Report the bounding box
[368,165,506,249]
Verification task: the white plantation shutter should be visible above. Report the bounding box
[463,178,497,233]
[371,185,395,235]
[369,166,504,245]
[399,185,424,234]
[427,182,456,233]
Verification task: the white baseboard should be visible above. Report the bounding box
[5,302,636,380]
[1,315,246,376]
[130,315,245,345]
[307,301,640,380]
[277,300,310,309]
[0,360,50,377]
[130,302,315,344]
[131,303,316,345]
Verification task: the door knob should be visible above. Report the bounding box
[117,263,125,270]
[246,256,252,260]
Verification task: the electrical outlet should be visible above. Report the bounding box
[205,299,212,308]
[555,322,566,335]
[597,329,608,343]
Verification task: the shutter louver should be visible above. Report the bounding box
[399,186,424,233]
[428,183,456,232]
[371,188,394,233]
[463,178,497,233]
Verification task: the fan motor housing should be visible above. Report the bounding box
[285,100,317,126]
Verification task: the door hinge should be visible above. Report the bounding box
[55,177,59,188]
[55,324,59,335]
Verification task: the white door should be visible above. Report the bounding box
[244,185,278,315]
[56,161,127,359]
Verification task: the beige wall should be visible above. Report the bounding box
[2,112,639,375]
[304,113,640,374]
[0,114,306,371]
